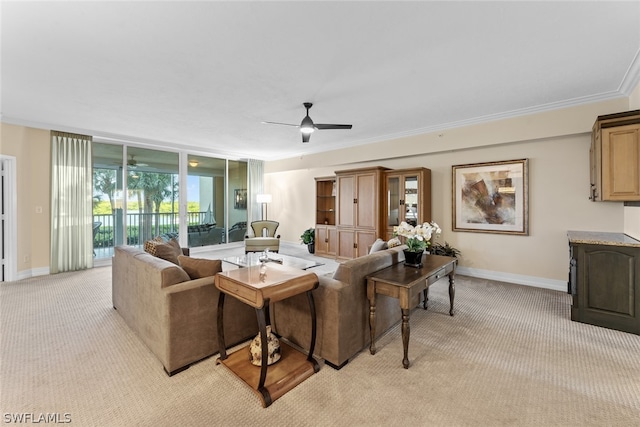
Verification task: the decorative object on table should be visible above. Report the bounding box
[300,227,315,253]
[393,221,441,268]
[452,158,529,235]
[249,325,281,366]
[258,249,270,263]
[430,241,461,258]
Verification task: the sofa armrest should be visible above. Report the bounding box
[162,276,257,374]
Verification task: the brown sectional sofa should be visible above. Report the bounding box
[271,245,414,369]
[112,245,257,375]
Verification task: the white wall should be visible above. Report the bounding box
[265,98,633,290]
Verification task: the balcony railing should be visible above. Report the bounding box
[92,211,218,257]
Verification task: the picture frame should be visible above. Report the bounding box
[452,159,529,235]
[234,189,247,210]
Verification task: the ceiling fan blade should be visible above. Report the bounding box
[302,133,311,143]
[314,124,353,130]
[262,121,299,127]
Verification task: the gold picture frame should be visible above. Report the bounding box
[452,159,529,235]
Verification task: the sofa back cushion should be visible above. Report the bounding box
[132,250,190,288]
[178,255,222,279]
[332,246,405,287]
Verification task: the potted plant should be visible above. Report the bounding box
[393,221,441,268]
[300,228,315,254]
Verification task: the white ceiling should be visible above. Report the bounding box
[2,1,639,161]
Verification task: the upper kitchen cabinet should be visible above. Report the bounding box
[590,110,640,202]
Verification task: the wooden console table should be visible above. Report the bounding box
[367,254,457,369]
[215,263,320,407]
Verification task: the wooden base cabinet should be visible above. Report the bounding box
[569,238,640,335]
[315,225,337,257]
[337,228,377,260]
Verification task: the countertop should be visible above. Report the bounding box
[567,231,640,248]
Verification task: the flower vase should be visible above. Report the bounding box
[403,249,424,268]
[249,325,281,366]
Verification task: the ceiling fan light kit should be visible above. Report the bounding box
[264,102,352,143]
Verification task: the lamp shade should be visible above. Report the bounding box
[256,194,272,204]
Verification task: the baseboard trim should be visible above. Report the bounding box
[456,266,567,292]
[16,267,51,281]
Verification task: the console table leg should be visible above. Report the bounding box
[448,273,455,316]
[368,286,377,355]
[423,287,429,310]
[216,293,227,361]
[306,290,320,373]
[255,304,272,407]
[401,308,410,369]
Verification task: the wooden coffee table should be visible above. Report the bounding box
[215,263,320,407]
[367,254,457,369]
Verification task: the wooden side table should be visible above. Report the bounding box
[215,263,320,408]
[367,254,456,369]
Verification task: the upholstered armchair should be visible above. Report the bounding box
[244,220,281,253]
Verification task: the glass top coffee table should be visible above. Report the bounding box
[222,252,323,271]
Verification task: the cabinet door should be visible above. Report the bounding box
[327,226,337,256]
[356,230,377,258]
[386,175,401,229]
[403,175,419,226]
[336,228,355,260]
[573,244,640,334]
[315,226,328,255]
[355,172,377,229]
[337,175,355,227]
[602,124,640,201]
[315,225,336,257]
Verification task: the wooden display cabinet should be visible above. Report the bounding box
[383,168,432,240]
[590,110,640,202]
[314,177,337,257]
[335,167,387,260]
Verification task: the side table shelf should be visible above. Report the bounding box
[215,263,320,408]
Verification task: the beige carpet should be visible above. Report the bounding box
[1,251,640,426]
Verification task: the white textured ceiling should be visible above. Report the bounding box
[2,1,639,161]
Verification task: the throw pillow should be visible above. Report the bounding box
[144,238,182,265]
[178,255,223,279]
[387,237,402,248]
[369,238,388,254]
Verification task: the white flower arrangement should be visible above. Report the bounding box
[393,221,441,252]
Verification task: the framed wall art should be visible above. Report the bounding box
[452,159,529,235]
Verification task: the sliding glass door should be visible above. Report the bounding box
[93,142,247,257]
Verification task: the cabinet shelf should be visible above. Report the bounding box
[315,177,337,226]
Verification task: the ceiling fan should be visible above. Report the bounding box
[263,102,352,143]
[127,155,148,169]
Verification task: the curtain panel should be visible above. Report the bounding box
[50,131,93,273]
[248,159,264,223]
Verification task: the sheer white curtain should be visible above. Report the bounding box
[50,131,93,273]
[248,159,264,223]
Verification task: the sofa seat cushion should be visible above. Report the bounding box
[245,237,280,251]
[178,255,222,279]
